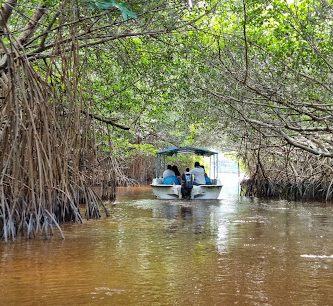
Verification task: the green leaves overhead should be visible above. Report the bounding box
[88,0,137,20]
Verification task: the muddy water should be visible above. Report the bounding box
[0,175,332,305]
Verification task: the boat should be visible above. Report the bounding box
[151,146,223,199]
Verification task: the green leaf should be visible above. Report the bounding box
[90,0,137,20]
[113,2,137,20]
[93,0,116,9]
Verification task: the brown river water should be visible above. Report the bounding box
[0,174,332,305]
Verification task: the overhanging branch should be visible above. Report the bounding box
[81,110,130,130]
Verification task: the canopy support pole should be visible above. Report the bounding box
[155,154,159,178]
[215,154,218,180]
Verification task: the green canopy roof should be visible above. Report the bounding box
[156,146,217,157]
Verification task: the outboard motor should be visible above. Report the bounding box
[181,170,193,199]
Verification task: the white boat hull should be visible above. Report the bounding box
[191,185,223,199]
[151,183,223,200]
[151,184,182,199]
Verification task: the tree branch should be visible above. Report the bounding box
[0,0,17,32]
[18,5,48,46]
[81,110,130,130]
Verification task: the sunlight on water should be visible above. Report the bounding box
[300,255,333,259]
[0,177,332,305]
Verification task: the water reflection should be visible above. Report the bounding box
[180,206,192,220]
[216,222,229,254]
[0,181,332,305]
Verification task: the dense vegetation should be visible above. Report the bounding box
[1,0,332,240]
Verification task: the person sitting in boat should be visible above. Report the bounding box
[163,164,175,178]
[172,165,181,183]
[181,168,193,199]
[201,165,212,185]
[162,165,179,185]
[172,165,181,177]
[190,161,206,185]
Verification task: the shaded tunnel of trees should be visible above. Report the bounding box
[1,0,333,240]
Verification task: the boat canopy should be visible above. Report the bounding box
[156,146,217,157]
[155,146,219,179]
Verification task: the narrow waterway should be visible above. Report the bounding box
[0,174,332,305]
